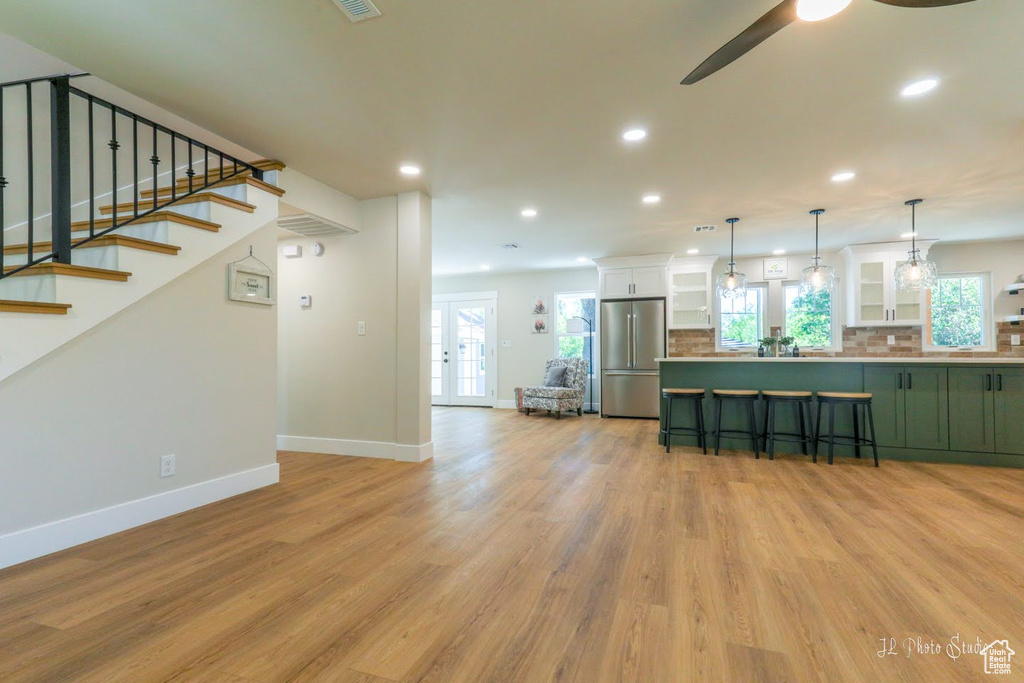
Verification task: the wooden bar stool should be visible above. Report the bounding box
[660,388,707,454]
[814,392,880,467]
[711,389,761,459]
[761,390,815,461]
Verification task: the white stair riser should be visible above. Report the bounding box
[0,274,56,303]
[3,245,122,270]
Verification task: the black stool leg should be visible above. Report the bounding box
[767,399,776,461]
[798,402,808,456]
[852,403,861,459]
[697,398,707,455]
[813,400,822,463]
[714,397,723,456]
[867,402,879,468]
[827,402,836,465]
[761,397,770,451]
[665,397,673,454]
[747,399,759,459]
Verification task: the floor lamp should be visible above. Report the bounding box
[569,316,598,414]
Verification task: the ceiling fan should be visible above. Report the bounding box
[681,0,977,85]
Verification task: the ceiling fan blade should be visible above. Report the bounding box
[871,0,976,7]
[681,0,797,85]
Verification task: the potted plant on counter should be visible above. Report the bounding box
[780,336,795,357]
[758,337,776,358]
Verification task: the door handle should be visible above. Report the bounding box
[986,374,992,391]
[632,313,639,368]
[626,313,633,368]
[885,309,889,322]
[897,373,903,390]
[997,374,1003,391]
[907,373,912,390]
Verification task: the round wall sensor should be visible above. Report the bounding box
[312,241,325,257]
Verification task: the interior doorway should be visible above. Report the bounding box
[431,292,497,407]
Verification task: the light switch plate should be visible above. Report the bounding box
[1012,334,1021,346]
[357,321,366,336]
[887,335,896,345]
[501,340,512,348]
[299,294,312,307]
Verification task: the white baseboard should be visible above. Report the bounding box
[496,400,601,412]
[277,435,434,463]
[0,463,279,570]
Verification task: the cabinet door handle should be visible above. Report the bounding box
[986,374,992,391]
[907,373,912,391]
[897,373,903,390]
[885,309,889,321]
[997,374,1003,392]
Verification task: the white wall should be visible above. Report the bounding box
[0,223,279,565]
[277,192,432,462]
[433,267,599,407]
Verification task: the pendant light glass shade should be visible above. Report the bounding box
[798,209,837,295]
[796,0,853,22]
[894,199,938,292]
[715,218,748,299]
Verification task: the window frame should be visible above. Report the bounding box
[781,279,842,353]
[554,290,598,376]
[924,272,993,352]
[715,283,768,352]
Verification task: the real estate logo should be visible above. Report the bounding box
[980,640,1014,675]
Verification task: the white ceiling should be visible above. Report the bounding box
[1,0,1022,275]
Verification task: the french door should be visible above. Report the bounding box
[432,293,497,407]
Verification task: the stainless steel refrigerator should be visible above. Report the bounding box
[601,298,666,418]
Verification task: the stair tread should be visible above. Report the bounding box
[3,262,132,281]
[140,174,285,199]
[71,211,220,233]
[98,192,256,216]
[0,300,72,315]
[3,235,181,256]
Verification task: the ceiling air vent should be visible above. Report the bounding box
[693,225,717,233]
[500,243,522,250]
[278,213,357,238]
[331,0,382,23]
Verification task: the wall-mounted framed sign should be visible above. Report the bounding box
[228,247,275,305]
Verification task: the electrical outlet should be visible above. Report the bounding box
[887,335,896,345]
[1012,334,1021,347]
[501,340,512,348]
[160,454,176,478]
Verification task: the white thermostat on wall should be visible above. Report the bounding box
[282,244,302,258]
[312,241,325,256]
[299,294,312,308]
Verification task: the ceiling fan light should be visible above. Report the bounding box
[796,0,853,22]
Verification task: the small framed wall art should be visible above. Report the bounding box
[532,316,550,334]
[530,295,549,315]
[228,247,275,305]
[763,257,788,280]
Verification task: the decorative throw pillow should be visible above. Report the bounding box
[544,365,567,387]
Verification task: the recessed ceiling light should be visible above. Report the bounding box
[901,78,939,98]
[796,0,852,22]
[831,171,856,183]
[622,128,647,142]
[901,231,918,239]
[480,264,491,271]
[642,194,661,205]
[521,208,538,218]
[773,249,786,255]
[399,164,421,176]
[576,257,588,263]
[686,248,700,255]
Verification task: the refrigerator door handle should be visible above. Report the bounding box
[626,312,632,368]
[632,313,638,370]
[604,370,659,376]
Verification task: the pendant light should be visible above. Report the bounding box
[715,217,748,299]
[796,0,853,22]
[799,208,837,295]
[894,199,938,292]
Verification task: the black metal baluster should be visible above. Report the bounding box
[187,141,194,194]
[150,123,159,210]
[110,106,118,232]
[170,133,177,202]
[26,83,33,265]
[203,144,209,190]
[218,152,223,181]
[132,114,138,217]
[88,96,95,238]
[50,77,72,265]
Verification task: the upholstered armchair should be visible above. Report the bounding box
[520,357,589,418]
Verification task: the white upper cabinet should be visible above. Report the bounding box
[595,255,673,300]
[669,256,718,329]
[842,241,935,327]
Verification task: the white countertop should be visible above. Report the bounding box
[656,356,1024,365]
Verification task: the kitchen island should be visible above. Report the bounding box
[658,357,1024,467]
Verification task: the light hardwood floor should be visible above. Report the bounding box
[2,408,1023,682]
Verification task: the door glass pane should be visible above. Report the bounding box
[456,306,486,397]
[431,308,444,398]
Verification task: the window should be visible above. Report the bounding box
[555,291,596,373]
[718,285,766,349]
[928,274,989,348]
[784,283,835,349]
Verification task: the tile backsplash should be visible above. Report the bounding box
[668,323,1024,359]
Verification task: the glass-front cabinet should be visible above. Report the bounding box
[669,256,718,329]
[843,242,934,328]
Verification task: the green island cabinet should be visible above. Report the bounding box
[948,367,1024,455]
[863,365,948,450]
